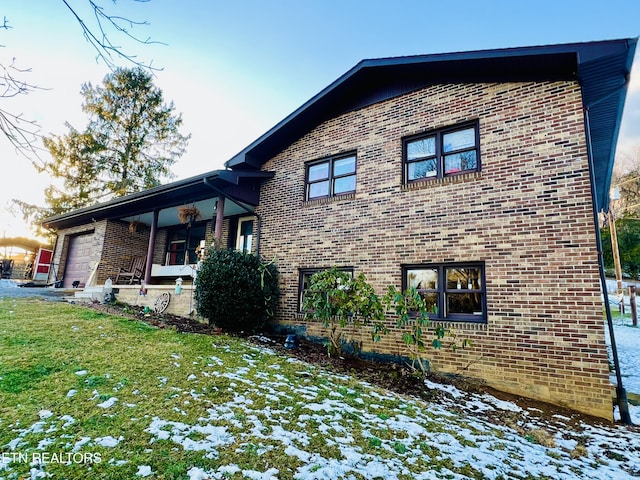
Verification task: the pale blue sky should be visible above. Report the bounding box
[1,0,639,238]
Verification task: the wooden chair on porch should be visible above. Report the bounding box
[115,255,146,285]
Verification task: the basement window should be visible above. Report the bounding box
[403,262,486,323]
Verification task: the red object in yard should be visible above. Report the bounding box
[33,248,53,282]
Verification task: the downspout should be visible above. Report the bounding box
[203,177,263,256]
[583,107,632,425]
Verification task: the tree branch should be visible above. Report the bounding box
[0,60,47,158]
[61,0,164,71]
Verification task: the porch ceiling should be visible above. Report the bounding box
[120,197,250,229]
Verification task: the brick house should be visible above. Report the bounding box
[43,38,636,419]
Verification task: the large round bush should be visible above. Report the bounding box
[194,248,279,332]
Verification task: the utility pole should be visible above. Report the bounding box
[609,188,625,314]
[608,209,625,314]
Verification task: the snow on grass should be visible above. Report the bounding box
[1,300,639,479]
[96,397,118,409]
[138,346,640,479]
[612,324,640,395]
[135,465,153,477]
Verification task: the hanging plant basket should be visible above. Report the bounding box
[128,220,140,233]
[177,205,202,224]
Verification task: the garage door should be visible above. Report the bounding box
[63,233,94,288]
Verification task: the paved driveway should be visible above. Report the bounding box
[0,280,72,301]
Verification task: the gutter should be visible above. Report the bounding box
[583,107,632,425]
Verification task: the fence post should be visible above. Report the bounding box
[629,285,638,327]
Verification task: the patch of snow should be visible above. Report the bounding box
[38,410,53,420]
[611,324,640,395]
[66,389,77,398]
[72,437,91,452]
[95,436,122,447]
[187,466,216,480]
[241,468,279,480]
[97,397,118,409]
[136,465,153,477]
[74,370,88,376]
[60,415,75,428]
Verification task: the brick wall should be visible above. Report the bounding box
[52,222,103,285]
[255,81,613,419]
[98,220,150,284]
[114,284,199,318]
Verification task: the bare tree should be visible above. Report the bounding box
[0,18,43,157]
[1,1,161,158]
[612,146,640,216]
[60,0,163,71]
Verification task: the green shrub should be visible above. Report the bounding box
[302,267,386,357]
[303,267,471,371]
[194,248,279,332]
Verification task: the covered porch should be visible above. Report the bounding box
[41,169,274,314]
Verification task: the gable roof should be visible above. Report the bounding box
[226,38,637,212]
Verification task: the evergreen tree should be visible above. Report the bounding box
[40,67,190,214]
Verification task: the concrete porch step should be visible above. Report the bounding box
[75,286,106,301]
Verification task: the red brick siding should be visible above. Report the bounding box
[256,81,613,419]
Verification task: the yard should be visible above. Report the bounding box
[0,297,639,479]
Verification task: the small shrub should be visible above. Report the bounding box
[194,248,279,332]
[301,268,386,356]
[383,285,471,377]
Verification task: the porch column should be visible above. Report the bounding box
[214,196,225,245]
[144,208,159,285]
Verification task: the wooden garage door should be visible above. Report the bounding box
[63,234,94,288]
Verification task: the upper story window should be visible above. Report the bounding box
[404,122,480,182]
[306,153,356,200]
[403,262,486,323]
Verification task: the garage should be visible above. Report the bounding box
[62,233,94,288]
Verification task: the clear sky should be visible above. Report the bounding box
[1,0,639,240]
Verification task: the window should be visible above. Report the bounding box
[403,263,486,322]
[306,153,356,200]
[236,217,254,253]
[404,122,479,182]
[166,224,206,266]
[298,267,353,312]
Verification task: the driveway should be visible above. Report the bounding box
[0,279,72,301]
